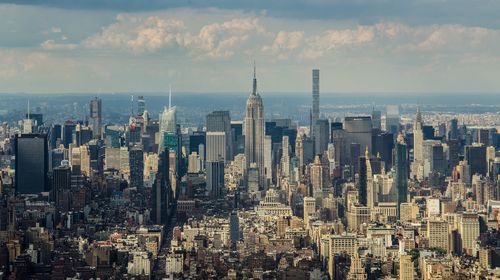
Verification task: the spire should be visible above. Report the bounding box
[252,61,257,96]
[169,84,172,109]
[27,100,30,119]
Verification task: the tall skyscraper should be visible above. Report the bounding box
[311,69,320,135]
[206,132,226,162]
[206,111,233,160]
[413,107,424,163]
[244,64,265,189]
[159,87,177,152]
[371,109,382,130]
[314,119,329,155]
[206,159,224,198]
[90,97,102,139]
[344,116,372,166]
[52,163,71,209]
[129,146,144,189]
[151,151,171,225]
[395,135,408,217]
[15,134,49,194]
[137,96,146,116]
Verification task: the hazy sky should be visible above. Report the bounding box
[1,0,500,94]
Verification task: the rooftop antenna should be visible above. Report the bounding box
[169,84,172,110]
[27,99,30,119]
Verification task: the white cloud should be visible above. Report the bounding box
[85,14,264,58]
[301,26,375,59]
[0,50,48,79]
[41,39,78,50]
[262,31,304,59]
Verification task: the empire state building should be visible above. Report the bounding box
[245,65,265,189]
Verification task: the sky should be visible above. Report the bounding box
[1,0,500,94]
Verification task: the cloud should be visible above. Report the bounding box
[0,50,48,78]
[301,26,376,59]
[85,14,264,58]
[262,31,304,59]
[41,39,78,50]
[3,1,500,28]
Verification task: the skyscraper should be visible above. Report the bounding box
[206,132,227,162]
[206,111,233,160]
[395,135,408,217]
[244,64,265,189]
[206,159,224,198]
[385,105,400,134]
[314,119,329,155]
[159,87,177,152]
[15,134,49,194]
[311,69,320,135]
[137,96,146,116]
[129,146,144,189]
[413,107,424,163]
[151,151,171,225]
[90,97,102,139]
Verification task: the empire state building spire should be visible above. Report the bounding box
[245,62,265,190]
[252,61,257,96]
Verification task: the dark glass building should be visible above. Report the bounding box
[15,134,49,194]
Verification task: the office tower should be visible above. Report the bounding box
[52,164,71,209]
[477,129,490,146]
[206,132,226,162]
[187,152,201,173]
[330,122,346,166]
[372,130,394,169]
[137,96,146,116]
[296,134,304,175]
[413,107,424,163]
[79,145,91,176]
[75,124,93,147]
[206,111,233,160]
[399,254,415,280]
[395,135,408,217]
[303,196,316,227]
[206,159,224,198]
[229,211,240,244]
[427,218,450,252]
[365,150,374,208]
[346,250,367,280]
[311,154,328,196]
[163,132,182,176]
[159,88,177,152]
[344,116,372,161]
[465,144,487,176]
[314,119,329,155]
[15,134,49,194]
[63,121,76,148]
[70,147,82,175]
[244,65,265,189]
[231,121,244,155]
[357,149,371,206]
[281,136,290,178]
[263,135,272,185]
[189,131,205,156]
[89,97,102,139]
[372,109,382,130]
[458,213,480,256]
[448,118,459,140]
[129,146,144,189]
[311,69,320,135]
[25,113,43,128]
[151,151,171,225]
[50,124,62,149]
[385,105,400,134]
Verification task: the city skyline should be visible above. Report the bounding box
[1,1,500,93]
